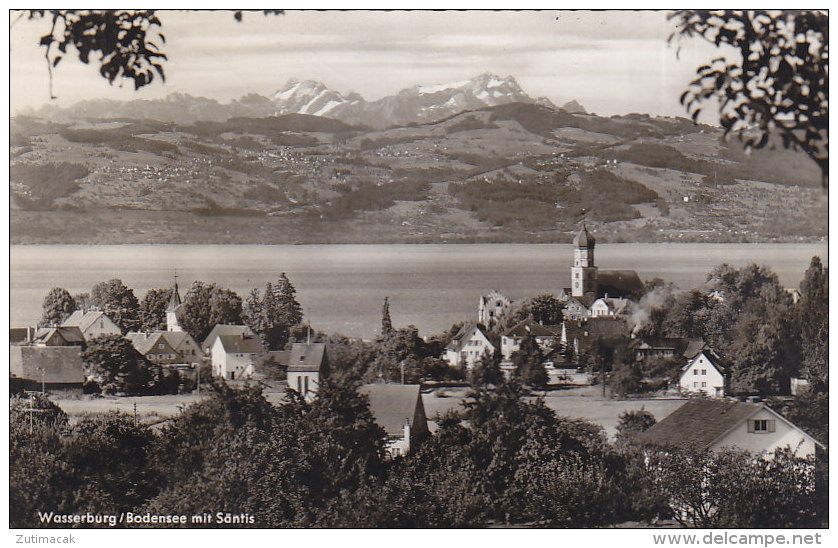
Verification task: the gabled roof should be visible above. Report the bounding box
[61,310,118,333]
[639,398,762,450]
[360,383,428,438]
[202,324,255,350]
[288,342,327,372]
[217,334,263,355]
[633,337,688,353]
[503,320,556,338]
[162,331,199,351]
[127,331,200,356]
[33,326,85,346]
[445,323,490,353]
[683,338,710,359]
[565,295,596,308]
[681,349,727,374]
[126,332,170,355]
[639,398,824,451]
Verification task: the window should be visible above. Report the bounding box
[694,370,699,375]
[693,382,698,388]
[701,382,706,388]
[701,369,707,375]
[748,419,776,433]
[159,344,165,350]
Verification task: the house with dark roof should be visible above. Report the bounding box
[360,383,429,457]
[32,326,85,347]
[631,337,689,362]
[210,333,263,380]
[639,398,822,458]
[500,320,557,360]
[287,342,329,399]
[126,331,203,369]
[560,317,631,357]
[202,324,256,354]
[443,323,494,369]
[61,310,122,340]
[679,349,727,398]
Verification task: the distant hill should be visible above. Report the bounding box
[10,98,826,245]
[24,73,562,129]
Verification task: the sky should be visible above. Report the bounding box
[8,10,728,120]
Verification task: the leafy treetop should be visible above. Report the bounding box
[670,10,828,186]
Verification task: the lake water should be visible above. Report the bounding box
[9,243,827,338]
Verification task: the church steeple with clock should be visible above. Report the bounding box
[571,223,598,298]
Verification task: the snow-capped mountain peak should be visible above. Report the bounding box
[269,72,553,128]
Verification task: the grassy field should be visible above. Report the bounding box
[421,385,686,438]
[52,384,686,439]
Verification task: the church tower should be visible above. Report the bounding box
[571,223,598,297]
[166,278,184,332]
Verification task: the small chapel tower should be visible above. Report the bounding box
[166,277,184,332]
[571,223,598,297]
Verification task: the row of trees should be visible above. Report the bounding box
[635,256,827,396]
[39,273,304,347]
[11,378,826,528]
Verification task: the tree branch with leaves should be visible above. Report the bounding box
[670,10,828,187]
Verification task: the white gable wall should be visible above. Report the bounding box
[712,408,818,458]
[81,315,122,339]
[210,338,254,380]
[680,353,725,397]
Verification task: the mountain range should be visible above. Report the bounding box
[24,73,567,129]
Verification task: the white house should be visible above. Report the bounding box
[210,333,263,380]
[640,398,823,458]
[202,324,256,354]
[287,342,328,400]
[500,320,557,360]
[443,324,494,369]
[589,296,632,318]
[61,310,122,339]
[679,350,726,398]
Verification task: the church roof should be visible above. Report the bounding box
[597,270,644,299]
[167,282,182,312]
[573,224,596,248]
